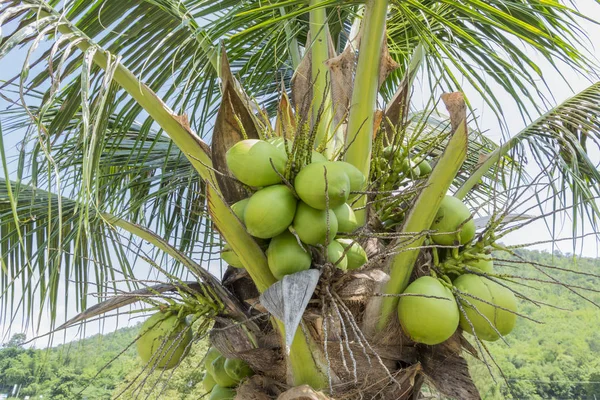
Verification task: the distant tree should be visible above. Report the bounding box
[3,334,26,349]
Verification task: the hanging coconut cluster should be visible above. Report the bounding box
[201,347,254,400]
[136,311,193,370]
[221,136,369,280]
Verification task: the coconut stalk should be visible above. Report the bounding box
[344,0,388,224]
[42,8,327,387]
[376,95,469,331]
[309,1,334,156]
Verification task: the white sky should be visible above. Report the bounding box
[1,1,600,346]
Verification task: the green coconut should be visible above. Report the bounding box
[225,139,287,187]
[202,372,216,392]
[327,240,348,271]
[268,137,326,163]
[244,185,297,239]
[454,274,517,341]
[417,159,432,176]
[267,231,312,280]
[332,203,360,233]
[311,151,328,163]
[430,195,476,246]
[294,162,350,210]
[224,358,254,381]
[397,276,459,345]
[211,356,239,387]
[221,244,244,269]
[465,253,493,273]
[230,198,249,222]
[136,312,192,369]
[204,347,222,372]
[329,161,365,192]
[292,202,338,245]
[209,385,237,400]
[335,239,368,270]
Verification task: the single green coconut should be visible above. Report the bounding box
[329,161,365,192]
[224,358,254,381]
[332,203,360,233]
[136,312,192,369]
[430,195,476,246]
[211,356,239,387]
[327,240,348,271]
[221,244,243,269]
[454,274,517,341]
[267,231,312,280]
[294,162,350,210]
[230,198,249,222]
[268,137,326,163]
[225,139,287,187]
[292,202,338,245]
[244,185,297,239]
[397,276,459,345]
[336,239,368,270]
[202,372,216,392]
[209,385,237,400]
[417,159,432,176]
[204,347,222,372]
[465,253,493,273]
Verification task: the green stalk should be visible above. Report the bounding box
[344,0,388,224]
[280,7,302,69]
[309,1,333,156]
[376,122,469,331]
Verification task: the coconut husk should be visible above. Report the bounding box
[278,385,331,400]
[236,375,285,400]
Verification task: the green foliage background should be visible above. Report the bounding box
[0,248,599,399]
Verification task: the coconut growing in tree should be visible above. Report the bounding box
[2,1,600,399]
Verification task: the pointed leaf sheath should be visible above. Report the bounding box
[377,93,469,331]
[212,49,261,203]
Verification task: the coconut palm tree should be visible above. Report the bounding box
[1,0,600,398]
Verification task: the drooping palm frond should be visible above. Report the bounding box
[457,81,600,244]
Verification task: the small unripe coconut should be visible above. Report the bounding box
[230,198,249,222]
[335,239,368,270]
[430,195,476,246]
[204,347,222,372]
[466,253,493,273]
[267,231,312,280]
[333,203,360,233]
[294,162,350,210]
[209,385,237,400]
[221,244,243,269]
[202,372,216,392]
[224,358,254,381]
[398,276,459,345]
[311,151,328,163]
[211,356,239,387]
[417,159,432,176]
[292,202,338,245]
[244,185,297,239]
[327,240,348,271]
[454,274,517,341]
[136,312,192,369]
[225,139,287,187]
[329,161,365,192]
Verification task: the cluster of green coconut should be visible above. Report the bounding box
[397,195,518,345]
[221,138,369,279]
[200,347,253,400]
[136,311,193,369]
[373,145,432,192]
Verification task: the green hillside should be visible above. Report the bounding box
[0,248,599,399]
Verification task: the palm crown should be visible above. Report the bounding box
[1,0,600,398]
